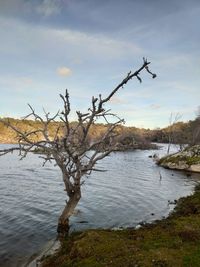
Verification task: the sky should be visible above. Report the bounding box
[0,0,199,129]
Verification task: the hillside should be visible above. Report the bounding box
[0,118,154,149]
[0,117,199,148]
[149,118,200,146]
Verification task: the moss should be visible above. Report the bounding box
[183,247,200,267]
[173,184,200,216]
[158,145,200,168]
[42,184,200,267]
[186,156,200,165]
[160,154,200,166]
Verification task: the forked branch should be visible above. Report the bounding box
[0,58,156,236]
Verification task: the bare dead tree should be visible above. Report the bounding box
[0,58,156,237]
[166,112,182,154]
[191,106,200,145]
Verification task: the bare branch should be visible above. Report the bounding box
[0,59,156,237]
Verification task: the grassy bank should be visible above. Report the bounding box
[42,184,200,267]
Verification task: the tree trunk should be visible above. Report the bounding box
[57,190,81,238]
[167,134,171,154]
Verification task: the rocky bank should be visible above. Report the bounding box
[158,145,200,173]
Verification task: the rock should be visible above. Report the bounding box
[135,225,141,230]
[189,164,200,172]
[168,200,177,205]
[158,145,200,173]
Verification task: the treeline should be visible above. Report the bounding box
[0,118,155,149]
[147,118,200,146]
[0,117,199,147]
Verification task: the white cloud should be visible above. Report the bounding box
[109,96,126,104]
[0,16,142,66]
[149,104,161,110]
[0,75,33,90]
[56,29,142,59]
[0,14,198,128]
[57,67,72,77]
[36,0,61,17]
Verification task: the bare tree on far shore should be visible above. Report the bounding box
[167,112,182,154]
[0,58,156,237]
[191,106,200,145]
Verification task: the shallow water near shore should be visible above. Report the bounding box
[0,144,199,267]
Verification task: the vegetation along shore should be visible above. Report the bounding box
[158,145,200,173]
[38,183,200,267]
[0,116,199,150]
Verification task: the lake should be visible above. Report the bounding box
[0,144,199,267]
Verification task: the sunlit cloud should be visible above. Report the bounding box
[57,67,72,77]
[109,97,126,105]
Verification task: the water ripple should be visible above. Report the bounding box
[0,144,199,267]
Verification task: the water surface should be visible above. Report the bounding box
[0,144,199,267]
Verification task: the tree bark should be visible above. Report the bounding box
[57,190,81,238]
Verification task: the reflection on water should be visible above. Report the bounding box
[0,144,199,267]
